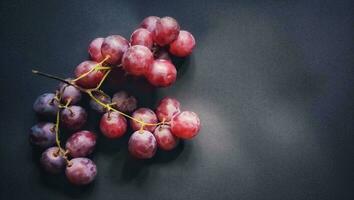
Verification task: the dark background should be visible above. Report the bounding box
[1,0,353,199]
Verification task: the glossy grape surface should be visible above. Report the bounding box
[65,130,96,157]
[171,111,201,139]
[169,30,196,57]
[65,158,97,185]
[145,59,177,87]
[122,45,154,76]
[156,97,181,121]
[101,35,129,65]
[61,106,87,131]
[40,147,66,174]
[74,61,104,89]
[153,16,180,46]
[130,108,158,132]
[58,81,81,105]
[130,28,153,49]
[30,122,56,148]
[128,130,157,159]
[100,111,127,138]
[33,93,59,117]
[153,125,179,151]
[88,37,104,62]
[139,16,160,32]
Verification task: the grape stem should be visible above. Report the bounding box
[32,57,165,127]
[33,58,168,163]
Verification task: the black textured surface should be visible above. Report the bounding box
[1,0,354,199]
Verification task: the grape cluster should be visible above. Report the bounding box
[30,16,200,186]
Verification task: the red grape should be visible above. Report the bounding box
[153,125,179,151]
[33,93,59,117]
[66,158,97,185]
[58,80,81,105]
[128,130,157,159]
[111,91,137,113]
[169,30,196,57]
[61,105,87,131]
[100,111,127,139]
[30,122,56,148]
[171,111,200,139]
[40,147,66,174]
[130,108,158,132]
[139,16,160,33]
[153,16,180,46]
[65,130,96,158]
[145,59,177,87]
[155,97,181,121]
[101,35,129,65]
[88,37,104,62]
[130,28,153,49]
[122,45,153,76]
[74,61,104,89]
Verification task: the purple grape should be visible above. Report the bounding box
[66,158,97,185]
[30,122,56,148]
[89,92,111,113]
[111,91,137,113]
[128,130,157,159]
[33,93,59,117]
[58,80,81,105]
[40,147,66,174]
[61,106,87,131]
[65,130,96,158]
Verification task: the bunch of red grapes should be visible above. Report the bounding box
[30,16,200,186]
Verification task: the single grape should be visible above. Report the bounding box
[171,111,201,139]
[122,45,154,76]
[88,37,105,62]
[65,130,96,158]
[90,92,111,113]
[154,125,179,151]
[128,130,157,159]
[130,28,153,49]
[61,105,87,131]
[33,93,59,117]
[169,30,196,57]
[145,59,177,87]
[66,158,97,185]
[153,16,180,46]
[155,97,181,121]
[74,60,104,89]
[111,91,137,113]
[139,16,160,33]
[100,111,127,139]
[30,122,56,148]
[40,147,66,174]
[154,48,171,61]
[101,35,129,65]
[58,80,81,105]
[130,108,158,132]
